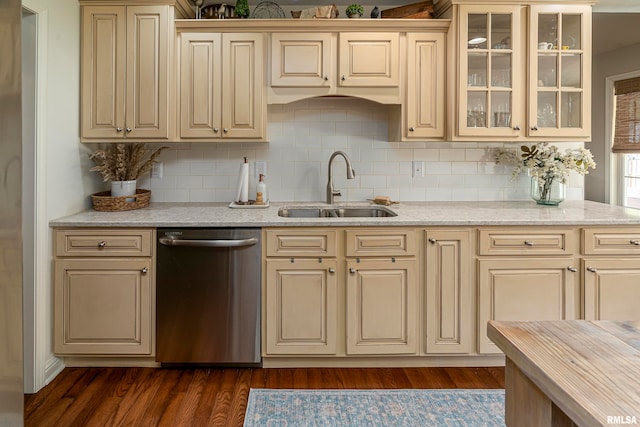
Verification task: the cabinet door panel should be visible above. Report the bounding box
[528,5,591,139]
[478,258,577,353]
[406,33,445,139]
[54,259,152,355]
[271,33,332,87]
[222,33,265,139]
[125,6,169,138]
[425,230,472,354]
[180,33,222,138]
[81,6,126,139]
[346,258,417,355]
[265,259,337,355]
[583,259,640,321]
[458,5,523,138]
[339,33,399,87]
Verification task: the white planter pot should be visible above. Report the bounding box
[111,180,137,197]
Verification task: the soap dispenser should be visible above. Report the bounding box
[257,174,268,203]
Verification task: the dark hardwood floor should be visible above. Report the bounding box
[24,366,505,427]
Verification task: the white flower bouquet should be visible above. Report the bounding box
[495,143,596,204]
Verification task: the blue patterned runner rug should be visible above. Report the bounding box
[244,388,506,427]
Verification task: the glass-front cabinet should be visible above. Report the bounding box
[456,3,591,141]
[459,5,523,138]
[529,5,591,139]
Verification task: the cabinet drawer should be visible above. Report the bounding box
[55,229,153,257]
[478,228,574,256]
[265,229,337,257]
[583,228,640,255]
[345,229,416,257]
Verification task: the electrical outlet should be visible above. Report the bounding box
[255,161,267,179]
[151,161,163,179]
[412,161,424,178]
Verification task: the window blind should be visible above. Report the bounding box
[612,76,640,153]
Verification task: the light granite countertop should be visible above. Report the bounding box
[49,200,640,227]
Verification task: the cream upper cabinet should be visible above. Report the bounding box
[271,33,332,88]
[405,32,446,139]
[338,32,399,87]
[527,5,591,140]
[179,32,265,140]
[445,1,592,141]
[81,5,171,141]
[458,4,523,139]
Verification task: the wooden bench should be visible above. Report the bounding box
[488,320,640,427]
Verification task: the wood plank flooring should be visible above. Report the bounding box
[24,367,505,427]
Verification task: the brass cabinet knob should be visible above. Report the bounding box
[141,267,148,274]
[349,267,356,274]
[586,267,597,273]
[116,127,123,133]
[567,266,577,272]
[98,241,106,247]
[328,268,335,274]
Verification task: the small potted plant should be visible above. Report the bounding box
[235,0,250,18]
[345,4,364,18]
[89,143,166,197]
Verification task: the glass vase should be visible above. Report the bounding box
[531,177,565,206]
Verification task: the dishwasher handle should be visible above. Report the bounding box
[158,236,259,248]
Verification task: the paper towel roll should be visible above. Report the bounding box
[237,160,249,203]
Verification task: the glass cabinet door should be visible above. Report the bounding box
[459,5,522,137]
[529,5,591,139]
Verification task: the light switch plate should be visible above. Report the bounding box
[412,161,424,178]
[151,161,163,179]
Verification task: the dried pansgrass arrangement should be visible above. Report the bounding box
[89,143,166,182]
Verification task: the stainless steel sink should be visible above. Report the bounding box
[278,205,397,218]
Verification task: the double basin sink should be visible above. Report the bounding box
[278,205,397,218]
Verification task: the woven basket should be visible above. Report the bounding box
[91,189,151,212]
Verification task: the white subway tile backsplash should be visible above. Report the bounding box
[147,99,585,203]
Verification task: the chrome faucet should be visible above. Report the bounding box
[326,150,355,204]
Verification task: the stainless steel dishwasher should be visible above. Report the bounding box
[156,228,261,366]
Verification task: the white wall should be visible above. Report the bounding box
[140,98,586,203]
[587,42,640,203]
[23,0,103,392]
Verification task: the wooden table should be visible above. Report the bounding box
[488,320,640,427]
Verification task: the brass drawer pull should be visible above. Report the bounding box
[630,240,640,246]
[567,266,577,272]
[428,238,437,244]
[328,268,335,274]
[524,240,534,246]
[587,267,597,273]
[349,267,356,274]
[98,241,106,248]
[141,267,148,274]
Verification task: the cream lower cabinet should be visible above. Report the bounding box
[54,229,155,355]
[346,258,418,355]
[265,258,337,355]
[179,32,265,140]
[583,259,640,321]
[81,4,173,141]
[425,230,472,354]
[478,258,578,353]
[582,227,640,320]
[476,227,579,354]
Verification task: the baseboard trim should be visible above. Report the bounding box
[44,356,64,386]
